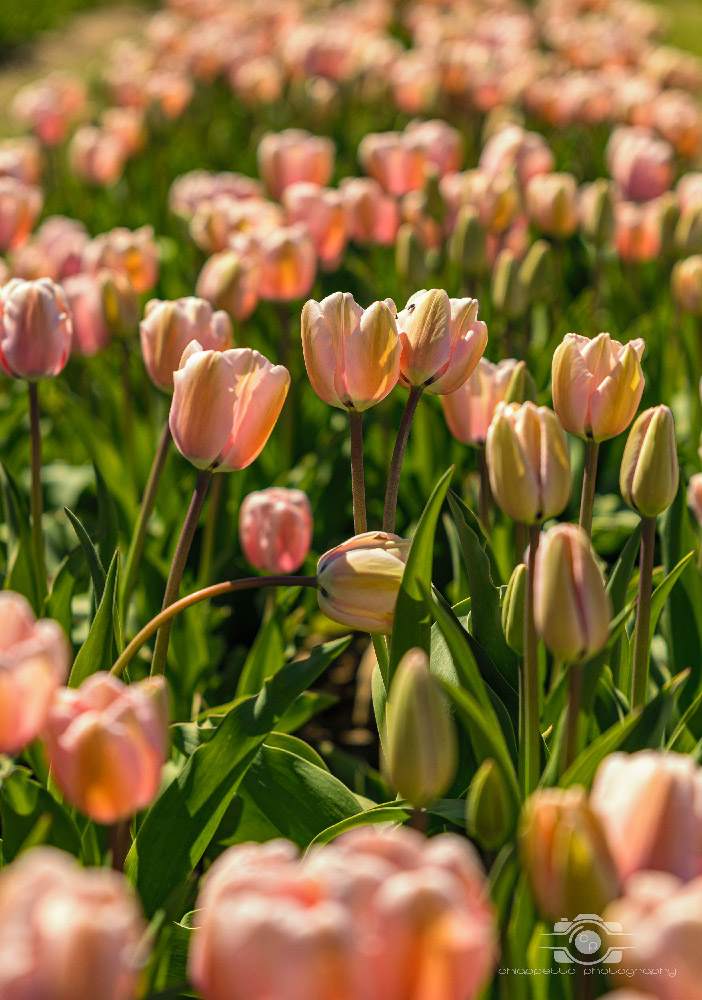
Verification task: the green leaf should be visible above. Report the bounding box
[649,550,695,641]
[0,461,40,612]
[235,607,286,697]
[64,505,107,603]
[68,550,120,687]
[125,637,349,916]
[94,462,120,573]
[307,801,411,848]
[662,482,702,708]
[0,766,82,862]
[388,467,453,685]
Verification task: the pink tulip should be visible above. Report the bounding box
[239,487,313,574]
[441,358,521,446]
[144,70,194,119]
[607,126,675,203]
[257,128,335,199]
[170,341,290,472]
[140,296,232,391]
[11,73,86,146]
[614,200,661,262]
[479,124,555,189]
[605,871,702,1000]
[339,177,399,246]
[0,846,145,1000]
[0,136,42,185]
[391,51,440,114]
[0,176,43,252]
[231,56,285,106]
[44,673,169,824]
[0,592,68,754]
[0,277,73,379]
[190,196,283,255]
[31,216,89,281]
[257,225,317,302]
[301,293,400,411]
[688,473,702,524]
[403,119,463,177]
[83,226,159,295]
[283,182,348,270]
[652,90,702,159]
[552,332,645,442]
[591,751,702,884]
[101,106,146,157]
[525,172,579,239]
[68,126,126,187]
[196,248,261,322]
[62,273,112,356]
[396,290,488,394]
[168,170,262,221]
[358,132,426,197]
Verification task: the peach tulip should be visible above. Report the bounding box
[257,225,316,302]
[339,177,400,246]
[672,256,702,314]
[395,289,488,395]
[11,73,86,146]
[169,341,290,472]
[24,215,89,282]
[441,358,520,446]
[591,751,702,884]
[301,293,400,411]
[283,182,347,270]
[239,487,313,574]
[358,132,426,198]
[68,126,126,187]
[0,136,42,185]
[0,277,73,379]
[196,248,261,322]
[140,296,232,391]
[44,673,169,824]
[403,119,463,177]
[0,592,68,754]
[552,332,645,442]
[525,172,579,239]
[257,128,335,199]
[101,106,146,157]
[317,531,410,634]
[479,124,555,189]
[0,847,145,1000]
[614,200,661,263]
[83,226,159,295]
[0,176,43,252]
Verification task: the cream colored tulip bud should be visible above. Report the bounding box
[620,405,679,518]
[502,563,527,656]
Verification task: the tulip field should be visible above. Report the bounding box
[5,0,702,997]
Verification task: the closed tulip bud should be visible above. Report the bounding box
[552,332,645,442]
[466,758,517,848]
[441,357,520,446]
[526,173,579,239]
[385,648,457,808]
[519,239,554,303]
[676,204,702,255]
[98,268,138,338]
[688,472,702,524]
[195,248,260,322]
[395,222,427,288]
[519,787,620,920]
[258,225,317,303]
[0,277,72,379]
[44,673,169,824]
[579,178,616,245]
[0,592,69,754]
[317,531,410,634]
[239,487,313,574]
[534,524,611,662]
[672,255,702,314]
[486,402,571,524]
[0,847,146,1000]
[504,360,537,405]
[491,249,527,319]
[170,342,290,472]
[140,296,232,391]
[502,563,527,655]
[620,405,679,517]
[301,293,400,411]
[448,204,486,276]
[656,192,680,256]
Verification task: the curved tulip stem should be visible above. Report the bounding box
[28,382,47,603]
[349,410,367,534]
[563,660,583,774]
[383,386,423,533]
[150,469,212,676]
[477,447,491,531]
[111,575,318,678]
[631,516,656,708]
[121,421,172,622]
[521,523,542,798]
[579,439,600,539]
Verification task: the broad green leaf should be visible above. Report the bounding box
[307,801,411,848]
[0,766,82,862]
[387,467,453,685]
[68,549,120,687]
[236,606,286,697]
[125,637,350,916]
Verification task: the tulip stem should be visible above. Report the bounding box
[150,469,212,676]
[110,819,131,872]
[28,382,47,604]
[120,340,135,478]
[477,446,491,530]
[563,661,583,774]
[121,421,172,622]
[112,574,318,678]
[349,410,367,534]
[631,516,656,708]
[198,472,223,586]
[521,523,542,798]
[383,386,423,533]
[579,439,600,539]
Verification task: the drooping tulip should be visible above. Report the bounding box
[43,673,169,824]
[317,531,410,634]
[301,293,400,411]
[0,277,73,379]
[239,487,313,574]
[552,332,645,442]
[140,296,232,391]
[0,847,145,1000]
[169,341,290,472]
